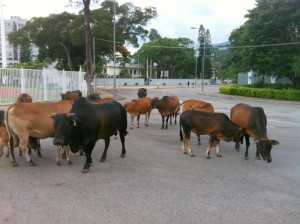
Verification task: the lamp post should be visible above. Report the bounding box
[0,0,7,67]
[113,0,116,98]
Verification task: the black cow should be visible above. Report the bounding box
[137,88,147,99]
[180,110,245,158]
[51,97,128,173]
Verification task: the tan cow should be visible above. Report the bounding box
[5,100,73,167]
[124,97,152,129]
[150,95,180,130]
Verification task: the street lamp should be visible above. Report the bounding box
[113,0,116,98]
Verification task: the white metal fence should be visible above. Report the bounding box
[0,68,87,105]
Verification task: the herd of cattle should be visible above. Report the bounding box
[0,88,279,173]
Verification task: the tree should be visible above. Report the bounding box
[135,37,195,79]
[19,40,32,63]
[226,0,300,88]
[196,25,213,79]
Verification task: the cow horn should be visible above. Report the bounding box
[66,113,76,126]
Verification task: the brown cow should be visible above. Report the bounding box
[60,90,82,100]
[180,110,245,158]
[16,93,33,103]
[124,97,152,129]
[230,103,279,163]
[137,88,147,99]
[5,100,73,167]
[150,95,180,130]
[177,99,214,145]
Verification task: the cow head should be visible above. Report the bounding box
[256,139,279,163]
[149,97,160,109]
[50,113,77,148]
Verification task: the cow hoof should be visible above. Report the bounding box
[137,126,139,128]
[68,160,73,165]
[100,158,106,162]
[12,162,19,167]
[206,155,211,159]
[198,142,201,145]
[145,124,148,126]
[82,169,90,174]
[56,161,61,166]
[29,160,37,166]
[183,152,187,154]
[244,156,249,160]
[191,154,195,157]
[217,154,222,157]
[130,126,133,129]
[256,156,261,160]
[120,154,126,158]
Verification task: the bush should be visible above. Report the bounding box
[219,85,300,101]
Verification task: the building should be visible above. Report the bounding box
[106,61,142,78]
[238,70,292,85]
[0,16,38,66]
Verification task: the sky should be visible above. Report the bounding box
[2,0,257,50]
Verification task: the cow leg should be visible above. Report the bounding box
[206,136,215,159]
[137,114,140,128]
[119,131,127,158]
[196,134,201,145]
[165,116,169,130]
[64,146,72,165]
[145,111,151,126]
[161,116,165,129]
[130,116,134,129]
[19,145,36,166]
[244,134,250,160]
[56,146,62,166]
[100,138,111,162]
[82,142,96,173]
[37,139,42,158]
[174,114,177,125]
[215,140,222,157]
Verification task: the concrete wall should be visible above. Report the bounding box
[95,78,222,87]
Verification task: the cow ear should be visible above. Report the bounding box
[270,139,279,145]
[49,113,57,119]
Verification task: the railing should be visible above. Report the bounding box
[0,68,86,105]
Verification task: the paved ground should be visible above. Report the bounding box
[1,86,299,224]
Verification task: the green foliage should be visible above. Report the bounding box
[219,85,300,101]
[7,0,157,72]
[226,0,300,89]
[119,69,132,78]
[135,37,195,78]
[9,60,46,69]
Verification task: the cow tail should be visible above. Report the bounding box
[4,105,16,157]
[179,118,183,142]
[120,105,128,136]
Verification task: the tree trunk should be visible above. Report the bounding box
[83,0,95,95]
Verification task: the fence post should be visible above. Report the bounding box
[62,69,66,93]
[20,67,25,93]
[43,68,47,101]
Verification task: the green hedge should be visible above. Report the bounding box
[219,85,300,101]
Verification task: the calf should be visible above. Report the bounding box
[51,97,128,173]
[150,96,180,130]
[124,97,152,129]
[180,110,245,158]
[178,99,214,145]
[230,103,279,162]
[60,90,82,100]
[137,88,147,99]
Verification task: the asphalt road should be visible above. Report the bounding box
[1,86,300,224]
